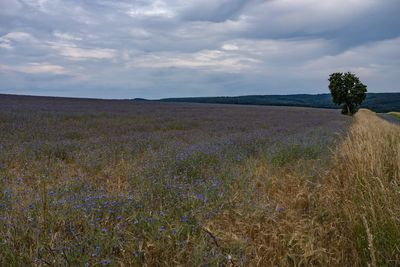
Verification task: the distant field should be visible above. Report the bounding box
[159,92,400,113]
[0,95,398,266]
[389,112,400,120]
[379,112,400,126]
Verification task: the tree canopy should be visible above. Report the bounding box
[328,72,367,115]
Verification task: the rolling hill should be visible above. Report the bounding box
[159,93,400,113]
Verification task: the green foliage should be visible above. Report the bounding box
[328,72,367,115]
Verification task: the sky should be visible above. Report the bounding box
[0,0,399,99]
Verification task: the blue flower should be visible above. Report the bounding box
[196,194,207,202]
[276,206,285,213]
[91,246,101,257]
[100,259,111,266]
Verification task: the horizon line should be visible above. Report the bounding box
[1,91,399,101]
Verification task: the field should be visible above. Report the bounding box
[0,95,399,266]
[388,112,400,120]
[160,93,400,113]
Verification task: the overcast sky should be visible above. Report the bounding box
[0,0,399,99]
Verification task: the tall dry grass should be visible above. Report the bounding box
[322,109,400,266]
[208,109,399,266]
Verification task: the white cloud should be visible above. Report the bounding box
[1,32,37,43]
[0,38,12,50]
[0,32,39,50]
[173,17,249,40]
[222,44,239,51]
[126,1,175,18]
[0,63,67,74]
[48,42,116,60]
[60,46,116,60]
[0,43,12,49]
[54,31,82,41]
[127,49,261,72]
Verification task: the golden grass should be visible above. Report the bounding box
[207,109,400,266]
[323,109,400,265]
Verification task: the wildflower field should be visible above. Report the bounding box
[0,95,398,266]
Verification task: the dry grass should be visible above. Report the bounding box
[207,109,400,266]
[323,109,400,266]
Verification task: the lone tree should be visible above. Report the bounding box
[328,72,367,115]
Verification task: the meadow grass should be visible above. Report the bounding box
[0,95,398,266]
[388,112,400,120]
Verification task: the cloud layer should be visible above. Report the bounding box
[0,0,399,98]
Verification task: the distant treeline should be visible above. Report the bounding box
[157,93,400,113]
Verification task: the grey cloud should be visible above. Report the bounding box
[0,0,399,98]
[180,0,258,22]
[241,0,400,48]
